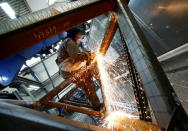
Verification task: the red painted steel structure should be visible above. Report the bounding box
[0,0,116,60]
[46,101,103,117]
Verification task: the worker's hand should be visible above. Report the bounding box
[77,51,96,66]
[84,51,91,59]
[84,52,98,66]
[77,52,89,61]
[89,53,96,60]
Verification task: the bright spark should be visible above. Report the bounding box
[96,53,136,112]
[158,6,167,9]
[96,53,160,130]
[96,53,120,112]
[103,111,138,129]
[103,111,160,131]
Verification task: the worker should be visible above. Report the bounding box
[56,31,90,79]
[56,30,101,109]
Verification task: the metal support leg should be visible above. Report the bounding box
[25,64,49,94]
[81,70,100,109]
[98,13,118,109]
[25,64,41,82]
[40,78,74,103]
[13,90,23,100]
[21,84,35,101]
[40,55,60,99]
[59,85,78,102]
[46,101,103,117]
[99,13,118,56]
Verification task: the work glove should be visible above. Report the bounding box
[77,51,90,61]
[83,51,91,59]
[83,51,97,66]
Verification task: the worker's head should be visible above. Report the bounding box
[75,32,87,48]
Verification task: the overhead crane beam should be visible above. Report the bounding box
[0,0,115,60]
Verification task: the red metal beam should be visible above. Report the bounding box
[46,101,103,117]
[98,14,118,109]
[62,100,91,108]
[0,99,40,109]
[59,85,78,103]
[40,64,97,104]
[40,78,74,103]
[0,0,115,60]
[99,14,118,55]
[0,102,111,131]
[80,70,101,108]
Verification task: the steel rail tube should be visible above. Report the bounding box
[15,76,43,87]
[40,55,60,99]
[158,43,188,62]
[40,78,74,103]
[99,14,118,56]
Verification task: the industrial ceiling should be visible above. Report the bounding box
[0,0,30,22]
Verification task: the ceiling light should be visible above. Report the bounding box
[0,2,16,19]
[28,85,40,91]
[49,0,56,5]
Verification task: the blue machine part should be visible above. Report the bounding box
[19,43,43,59]
[0,32,68,87]
[43,35,59,47]
[0,55,25,86]
[19,34,66,59]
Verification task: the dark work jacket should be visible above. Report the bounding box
[57,38,70,64]
[56,38,82,65]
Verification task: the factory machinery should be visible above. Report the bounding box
[0,0,187,130]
